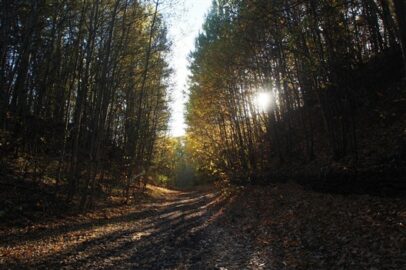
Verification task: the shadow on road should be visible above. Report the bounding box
[3,190,229,269]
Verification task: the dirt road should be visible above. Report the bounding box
[1,184,405,269]
[1,189,235,269]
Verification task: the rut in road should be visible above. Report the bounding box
[1,190,230,269]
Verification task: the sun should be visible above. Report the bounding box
[254,91,272,112]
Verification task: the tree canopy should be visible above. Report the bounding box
[1,0,171,206]
[186,0,405,184]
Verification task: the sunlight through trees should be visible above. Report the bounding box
[186,0,406,185]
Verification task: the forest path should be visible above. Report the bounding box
[0,187,235,269]
[1,184,405,269]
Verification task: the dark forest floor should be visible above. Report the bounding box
[0,184,405,269]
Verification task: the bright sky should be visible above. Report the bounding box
[163,0,212,137]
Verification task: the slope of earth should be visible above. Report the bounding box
[196,184,406,269]
[1,184,405,269]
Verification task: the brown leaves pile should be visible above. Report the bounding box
[221,184,406,269]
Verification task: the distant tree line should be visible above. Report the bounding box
[0,0,171,207]
[186,0,406,184]
[153,137,203,188]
